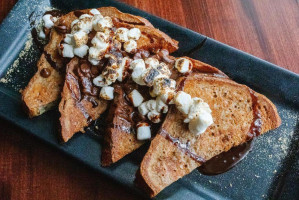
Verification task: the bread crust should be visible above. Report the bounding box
[137,60,281,197]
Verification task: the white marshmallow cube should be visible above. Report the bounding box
[128,89,144,107]
[174,91,192,115]
[43,14,54,29]
[115,28,129,42]
[124,39,137,53]
[128,28,141,40]
[93,75,106,87]
[60,43,74,58]
[175,58,193,73]
[137,123,151,140]
[100,86,114,100]
[74,45,89,58]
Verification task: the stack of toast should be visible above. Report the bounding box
[22,7,281,197]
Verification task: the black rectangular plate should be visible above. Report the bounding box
[0,0,298,199]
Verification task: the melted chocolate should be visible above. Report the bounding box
[74,10,85,18]
[198,140,254,175]
[54,25,67,34]
[44,52,60,70]
[247,90,262,140]
[31,28,44,52]
[44,10,64,18]
[40,68,51,78]
[160,129,206,163]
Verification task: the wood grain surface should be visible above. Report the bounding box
[0,0,298,199]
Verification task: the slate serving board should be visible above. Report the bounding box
[0,0,298,199]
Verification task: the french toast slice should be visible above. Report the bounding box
[137,61,281,197]
[59,57,108,142]
[101,84,145,166]
[101,57,225,166]
[22,7,178,118]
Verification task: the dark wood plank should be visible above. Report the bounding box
[0,0,298,199]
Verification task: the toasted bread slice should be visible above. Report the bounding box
[102,84,145,166]
[23,7,178,118]
[137,61,281,197]
[59,58,108,142]
[21,53,64,117]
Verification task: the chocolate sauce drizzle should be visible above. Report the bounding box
[160,129,206,163]
[247,89,262,140]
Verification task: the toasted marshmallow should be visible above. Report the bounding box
[175,58,193,73]
[159,90,176,104]
[73,30,88,47]
[147,110,161,123]
[156,96,168,113]
[43,14,54,29]
[95,32,109,42]
[91,37,109,50]
[145,57,159,68]
[59,43,74,58]
[138,102,149,116]
[115,28,129,42]
[89,9,101,16]
[93,16,113,32]
[102,66,119,85]
[146,100,157,111]
[131,59,146,85]
[74,45,89,58]
[79,14,93,20]
[64,34,75,45]
[184,97,212,123]
[71,19,79,27]
[142,68,165,87]
[156,62,171,77]
[174,91,192,115]
[150,77,176,97]
[93,74,106,87]
[124,39,137,53]
[88,46,106,60]
[117,57,130,82]
[137,122,151,140]
[100,86,114,100]
[128,28,141,40]
[188,111,213,135]
[128,89,144,107]
[72,17,92,33]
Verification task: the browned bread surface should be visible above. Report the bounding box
[59,58,108,142]
[22,53,64,117]
[102,84,145,166]
[22,7,178,118]
[138,62,281,197]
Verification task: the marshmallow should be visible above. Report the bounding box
[175,58,193,73]
[156,96,168,113]
[38,29,46,39]
[93,16,113,32]
[145,57,159,68]
[131,59,146,85]
[184,98,212,123]
[93,75,106,87]
[64,34,75,45]
[89,9,101,16]
[156,62,171,77]
[188,111,213,135]
[147,110,161,123]
[124,39,137,53]
[95,32,109,42]
[146,100,157,111]
[150,77,176,97]
[117,57,130,82]
[59,43,74,58]
[79,14,93,20]
[91,36,109,50]
[128,89,144,107]
[73,30,88,47]
[128,28,141,40]
[74,45,89,58]
[71,19,79,27]
[137,122,151,140]
[174,91,192,115]
[159,90,176,104]
[88,46,106,60]
[142,68,164,87]
[100,86,114,100]
[138,102,149,116]
[115,28,129,42]
[102,66,119,85]
[72,17,92,33]
[43,14,54,29]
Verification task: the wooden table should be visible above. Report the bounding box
[0,0,298,199]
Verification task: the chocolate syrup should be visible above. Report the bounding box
[40,68,51,78]
[54,25,67,34]
[198,140,254,175]
[160,129,206,163]
[247,90,262,140]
